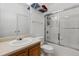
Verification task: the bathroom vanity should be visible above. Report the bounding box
[9,42,40,56]
[0,37,41,56]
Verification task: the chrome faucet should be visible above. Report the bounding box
[17,37,22,40]
[15,30,22,40]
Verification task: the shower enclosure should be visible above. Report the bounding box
[45,5,79,50]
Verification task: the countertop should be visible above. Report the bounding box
[0,37,41,56]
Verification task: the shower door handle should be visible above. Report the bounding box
[58,33,63,40]
[58,33,60,40]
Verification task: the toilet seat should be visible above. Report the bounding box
[41,44,54,53]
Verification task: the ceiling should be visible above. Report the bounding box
[45,3,79,13]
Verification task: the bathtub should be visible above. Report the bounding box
[47,42,79,56]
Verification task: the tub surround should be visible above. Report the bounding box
[0,37,41,56]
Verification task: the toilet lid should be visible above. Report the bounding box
[41,44,54,50]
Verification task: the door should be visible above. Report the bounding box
[46,14,59,44]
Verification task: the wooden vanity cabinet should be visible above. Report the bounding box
[28,42,40,56]
[9,42,40,56]
[9,48,28,56]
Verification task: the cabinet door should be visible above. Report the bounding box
[29,43,40,56]
[9,48,28,56]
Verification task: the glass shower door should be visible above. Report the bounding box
[46,7,79,50]
[46,14,59,44]
[60,7,79,49]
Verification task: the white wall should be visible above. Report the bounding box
[0,3,30,37]
[0,3,45,38]
[30,7,44,37]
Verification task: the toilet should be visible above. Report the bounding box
[41,44,54,56]
[36,36,54,56]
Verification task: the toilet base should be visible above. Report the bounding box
[42,50,54,56]
[41,44,54,56]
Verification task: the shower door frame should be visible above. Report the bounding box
[44,4,79,51]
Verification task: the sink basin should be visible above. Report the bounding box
[9,37,33,46]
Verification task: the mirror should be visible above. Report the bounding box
[0,3,30,42]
